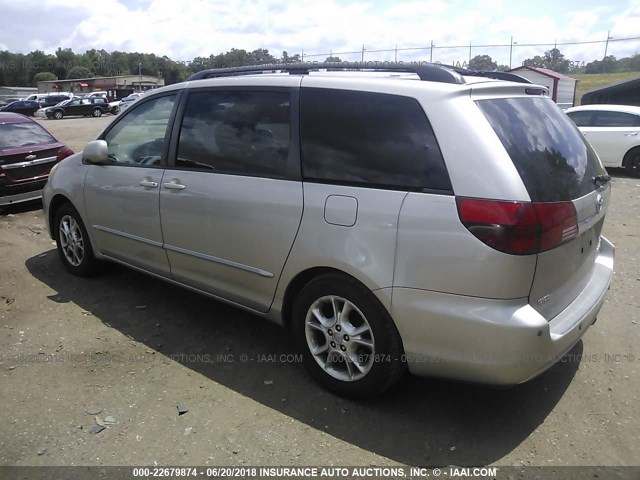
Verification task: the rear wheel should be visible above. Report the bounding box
[92,108,102,117]
[53,110,63,120]
[291,274,405,398]
[623,147,640,177]
[54,203,100,276]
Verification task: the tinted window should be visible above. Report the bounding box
[593,111,640,127]
[566,110,594,127]
[103,94,176,166]
[477,97,605,202]
[300,88,451,191]
[176,90,290,177]
[0,122,56,149]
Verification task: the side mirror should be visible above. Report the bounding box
[83,140,109,164]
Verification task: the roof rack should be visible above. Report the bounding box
[447,67,531,84]
[185,62,460,84]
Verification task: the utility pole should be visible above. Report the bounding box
[301,50,304,62]
[430,40,434,63]
[509,36,517,69]
[468,40,472,66]
[395,44,398,63]
[361,44,365,63]
[604,30,612,59]
[138,62,142,92]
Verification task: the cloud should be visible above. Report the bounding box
[0,0,639,67]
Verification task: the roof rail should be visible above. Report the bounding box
[449,67,531,84]
[185,62,533,86]
[186,62,466,84]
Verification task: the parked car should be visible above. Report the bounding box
[565,104,640,176]
[38,95,73,108]
[43,63,614,398]
[26,92,74,102]
[116,93,144,114]
[0,112,74,206]
[45,97,111,119]
[0,100,40,116]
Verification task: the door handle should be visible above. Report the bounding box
[163,181,186,191]
[624,132,638,136]
[139,180,158,188]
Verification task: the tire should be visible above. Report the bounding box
[53,110,63,120]
[54,203,100,276]
[92,108,102,117]
[111,106,120,115]
[623,147,640,177]
[291,273,406,398]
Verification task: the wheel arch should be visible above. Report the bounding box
[47,194,73,237]
[280,266,391,331]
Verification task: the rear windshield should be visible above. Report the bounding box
[0,122,56,149]
[477,97,605,202]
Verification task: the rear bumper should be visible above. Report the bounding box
[0,179,47,206]
[390,237,615,385]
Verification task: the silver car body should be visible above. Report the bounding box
[43,71,614,385]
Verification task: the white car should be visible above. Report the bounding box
[117,93,144,114]
[565,104,640,176]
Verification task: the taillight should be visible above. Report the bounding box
[56,146,74,162]
[456,198,578,255]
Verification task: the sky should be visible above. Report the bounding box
[0,0,639,67]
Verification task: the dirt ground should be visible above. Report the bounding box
[0,116,638,469]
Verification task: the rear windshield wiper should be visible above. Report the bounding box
[593,174,611,187]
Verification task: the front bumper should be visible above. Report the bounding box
[390,237,615,385]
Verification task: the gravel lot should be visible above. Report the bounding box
[0,116,638,469]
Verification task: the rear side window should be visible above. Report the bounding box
[176,90,291,178]
[300,88,451,192]
[594,111,640,127]
[477,97,606,202]
[566,110,594,127]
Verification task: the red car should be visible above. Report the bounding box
[0,112,74,206]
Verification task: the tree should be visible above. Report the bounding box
[66,66,93,79]
[34,72,57,83]
[522,48,569,73]
[280,51,301,64]
[544,48,570,73]
[469,54,497,71]
[585,55,618,74]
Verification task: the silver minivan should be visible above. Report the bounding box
[43,63,614,398]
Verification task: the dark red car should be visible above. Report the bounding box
[0,112,74,207]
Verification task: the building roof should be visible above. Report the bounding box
[508,66,576,81]
[582,75,640,98]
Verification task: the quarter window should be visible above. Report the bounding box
[176,90,291,178]
[300,88,451,191]
[102,94,176,166]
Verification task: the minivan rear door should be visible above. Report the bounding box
[477,96,610,321]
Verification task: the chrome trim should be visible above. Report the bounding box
[164,243,274,278]
[92,225,163,247]
[2,156,57,170]
[0,188,44,206]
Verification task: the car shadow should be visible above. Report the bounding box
[26,251,582,466]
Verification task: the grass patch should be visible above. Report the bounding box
[572,71,640,104]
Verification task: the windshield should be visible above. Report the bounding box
[477,97,606,202]
[0,122,57,149]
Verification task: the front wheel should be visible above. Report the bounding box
[53,110,63,119]
[291,274,406,398]
[623,147,640,177]
[92,108,102,117]
[54,203,100,276]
